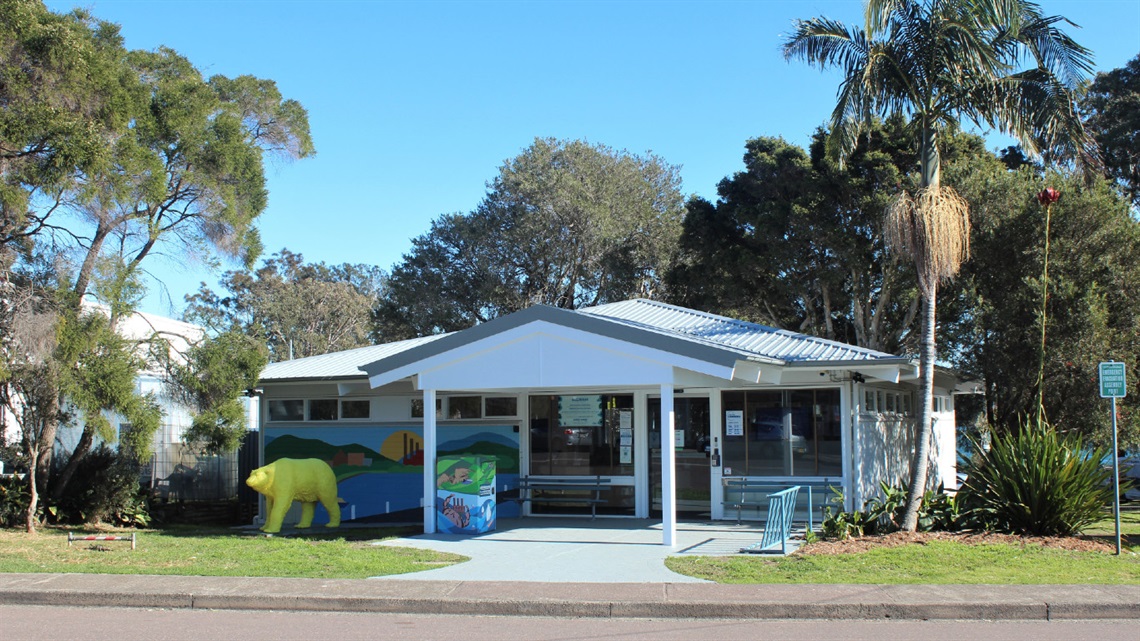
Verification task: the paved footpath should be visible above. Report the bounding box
[1,573,1138,620]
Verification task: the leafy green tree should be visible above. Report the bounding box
[0,284,160,532]
[185,249,384,361]
[155,331,267,454]
[0,0,134,269]
[2,1,313,508]
[375,138,684,338]
[1082,54,1140,209]
[942,158,1140,447]
[670,119,927,353]
[785,0,1095,531]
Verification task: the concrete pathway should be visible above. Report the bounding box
[372,518,796,582]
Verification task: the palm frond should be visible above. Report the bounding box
[1016,13,1094,90]
[782,17,866,71]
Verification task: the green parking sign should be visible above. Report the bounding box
[1099,362,1127,398]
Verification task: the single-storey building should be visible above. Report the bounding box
[256,299,958,545]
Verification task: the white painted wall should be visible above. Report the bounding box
[853,393,957,509]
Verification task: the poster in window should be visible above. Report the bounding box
[559,395,602,427]
[725,410,744,436]
[620,445,632,464]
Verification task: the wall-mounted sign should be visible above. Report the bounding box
[725,410,744,436]
[559,395,603,426]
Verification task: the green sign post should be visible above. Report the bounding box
[1100,362,1126,398]
[1099,361,1126,555]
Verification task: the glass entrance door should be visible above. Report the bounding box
[648,397,711,518]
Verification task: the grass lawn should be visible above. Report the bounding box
[665,505,1140,585]
[0,525,465,579]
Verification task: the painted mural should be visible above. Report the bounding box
[263,424,521,524]
[436,455,496,534]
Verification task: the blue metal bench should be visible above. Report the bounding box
[739,485,800,555]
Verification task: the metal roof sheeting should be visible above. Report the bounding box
[580,299,897,363]
[260,334,448,381]
[261,299,903,382]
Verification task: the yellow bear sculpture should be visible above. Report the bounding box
[246,458,341,534]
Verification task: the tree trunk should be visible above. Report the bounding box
[900,283,937,532]
[72,222,113,299]
[51,425,96,502]
[899,123,943,532]
[24,441,39,534]
[34,394,60,498]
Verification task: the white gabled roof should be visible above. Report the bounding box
[260,334,448,381]
[580,299,897,363]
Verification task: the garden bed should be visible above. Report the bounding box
[801,531,1119,556]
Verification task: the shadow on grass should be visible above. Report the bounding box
[119,524,423,542]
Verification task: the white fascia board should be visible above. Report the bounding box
[370,320,735,390]
[731,360,782,385]
[864,365,902,384]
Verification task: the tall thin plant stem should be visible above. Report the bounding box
[1035,189,1058,424]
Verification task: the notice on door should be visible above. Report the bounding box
[559,395,602,426]
[726,410,744,436]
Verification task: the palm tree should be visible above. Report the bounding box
[784,0,1096,531]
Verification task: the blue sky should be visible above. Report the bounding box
[44,0,1140,317]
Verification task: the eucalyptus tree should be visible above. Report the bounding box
[784,0,1096,531]
[375,138,684,339]
[1,1,314,507]
[185,249,385,362]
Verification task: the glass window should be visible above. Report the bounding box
[902,393,912,415]
[411,398,443,418]
[448,396,482,419]
[885,393,896,414]
[268,400,303,422]
[308,399,338,421]
[528,394,635,515]
[485,397,518,417]
[721,389,841,477]
[341,400,370,419]
[864,390,875,412]
[529,394,634,478]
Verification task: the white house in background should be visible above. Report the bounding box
[50,303,206,457]
[256,299,959,545]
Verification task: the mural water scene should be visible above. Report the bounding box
[263,424,520,524]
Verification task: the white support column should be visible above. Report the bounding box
[709,390,723,520]
[423,389,437,534]
[842,381,857,513]
[633,389,650,518]
[660,383,676,547]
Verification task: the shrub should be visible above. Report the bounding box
[959,418,1114,536]
[0,474,30,528]
[48,446,151,527]
[819,482,963,539]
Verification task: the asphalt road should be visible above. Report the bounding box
[3,605,1137,641]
